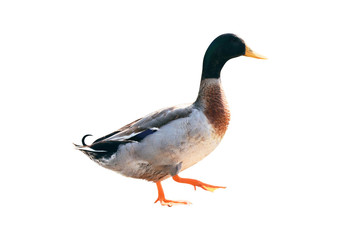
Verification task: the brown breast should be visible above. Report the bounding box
[199,80,231,137]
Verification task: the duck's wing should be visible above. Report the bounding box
[75,104,194,160]
[94,104,193,143]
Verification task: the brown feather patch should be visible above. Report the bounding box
[202,82,231,137]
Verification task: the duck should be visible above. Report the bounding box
[75,33,266,206]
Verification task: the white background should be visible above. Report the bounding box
[1,0,359,239]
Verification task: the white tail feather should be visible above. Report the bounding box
[76,146,107,153]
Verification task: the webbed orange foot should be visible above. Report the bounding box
[172,175,226,192]
[155,181,191,207]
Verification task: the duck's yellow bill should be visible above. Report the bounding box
[245,46,267,59]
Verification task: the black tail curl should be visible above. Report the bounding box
[81,134,93,146]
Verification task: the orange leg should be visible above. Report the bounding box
[154,181,191,207]
[172,175,226,192]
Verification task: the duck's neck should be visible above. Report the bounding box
[195,78,230,138]
[200,50,228,81]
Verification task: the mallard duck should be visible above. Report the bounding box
[75,33,266,206]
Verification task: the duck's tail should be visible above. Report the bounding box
[73,134,106,154]
[74,134,123,164]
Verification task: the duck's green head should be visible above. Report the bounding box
[201,33,266,80]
